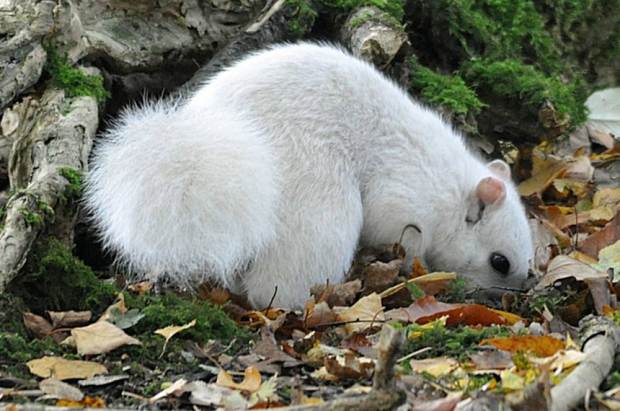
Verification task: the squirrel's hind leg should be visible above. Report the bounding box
[241,174,363,309]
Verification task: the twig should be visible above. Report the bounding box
[550,315,620,411]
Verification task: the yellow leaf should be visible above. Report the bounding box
[154,319,196,356]
[410,357,459,377]
[72,321,141,355]
[216,367,262,393]
[27,357,107,380]
[500,369,525,391]
[334,293,384,334]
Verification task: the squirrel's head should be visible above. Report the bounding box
[427,159,534,294]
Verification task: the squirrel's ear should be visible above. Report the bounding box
[476,176,506,205]
[487,159,511,180]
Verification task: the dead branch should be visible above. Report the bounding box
[550,315,620,411]
[0,88,98,291]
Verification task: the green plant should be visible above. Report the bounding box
[45,48,109,103]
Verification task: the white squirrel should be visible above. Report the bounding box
[85,43,534,309]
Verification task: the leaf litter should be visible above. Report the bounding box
[4,123,620,410]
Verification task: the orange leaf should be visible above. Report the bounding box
[480,336,564,357]
[385,296,521,326]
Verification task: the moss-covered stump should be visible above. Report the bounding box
[403,0,615,144]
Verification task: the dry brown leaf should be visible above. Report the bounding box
[253,327,301,367]
[362,259,401,292]
[127,281,153,295]
[312,279,362,307]
[334,292,384,334]
[324,351,374,380]
[579,212,620,258]
[47,311,92,328]
[27,357,108,380]
[480,336,564,357]
[216,366,262,393]
[23,312,53,338]
[518,154,567,197]
[536,255,608,289]
[588,125,616,149]
[304,300,337,329]
[72,321,141,355]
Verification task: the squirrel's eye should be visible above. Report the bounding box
[490,252,510,275]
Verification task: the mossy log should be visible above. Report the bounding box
[0,88,98,293]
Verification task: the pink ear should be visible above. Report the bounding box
[487,159,511,180]
[476,177,506,205]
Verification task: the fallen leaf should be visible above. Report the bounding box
[27,357,107,380]
[362,259,402,292]
[312,280,362,307]
[56,396,106,408]
[23,312,53,338]
[47,311,92,328]
[253,327,301,367]
[334,292,385,334]
[379,272,457,299]
[480,336,564,357]
[72,321,141,355]
[78,375,129,387]
[155,319,196,355]
[216,366,262,393]
[249,375,280,407]
[304,300,338,329]
[500,369,525,391]
[98,293,127,323]
[109,308,145,330]
[324,351,374,380]
[39,378,84,401]
[518,154,567,197]
[579,212,620,258]
[410,357,459,377]
[537,255,608,290]
[385,296,519,326]
[594,240,620,281]
[181,381,243,407]
[127,281,153,295]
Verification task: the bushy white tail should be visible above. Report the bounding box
[84,100,279,288]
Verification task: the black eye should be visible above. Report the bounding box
[490,252,510,275]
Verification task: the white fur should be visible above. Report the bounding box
[85,43,534,308]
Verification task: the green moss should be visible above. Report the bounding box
[19,208,44,227]
[45,48,109,103]
[59,167,83,200]
[286,0,318,36]
[124,292,251,345]
[463,58,588,124]
[320,0,405,21]
[410,60,484,115]
[439,0,560,72]
[11,238,117,313]
[403,321,510,361]
[0,333,65,364]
